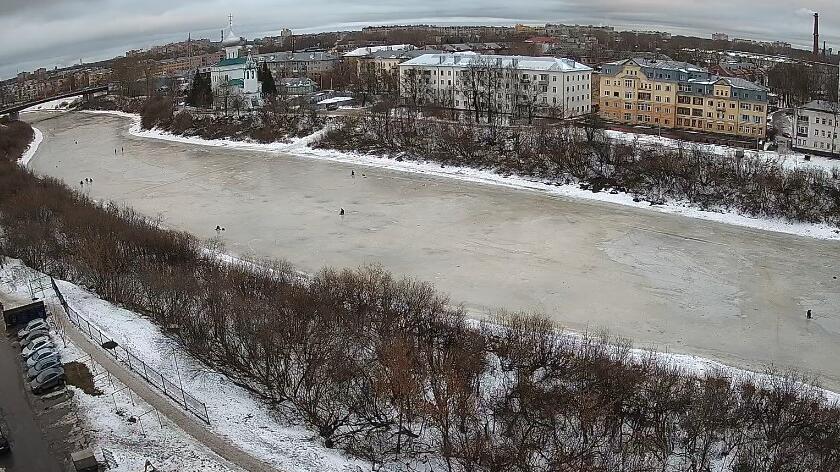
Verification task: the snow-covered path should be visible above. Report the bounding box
[53,298,280,472]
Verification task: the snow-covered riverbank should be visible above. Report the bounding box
[83,109,840,241]
[18,126,43,166]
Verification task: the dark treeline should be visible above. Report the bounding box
[0,119,34,162]
[319,110,840,227]
[3,125,840,471]
[140,95,323,143]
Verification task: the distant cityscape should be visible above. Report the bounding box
[2,17,839,154]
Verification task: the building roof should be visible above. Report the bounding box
[715,76,768,92]
[257,51,338,62]
[688,76,768,92]
[227,78,244,87]
[280,77,315,87]
[217,57,247,67]
[802,100,840,113]
[400,53,593,72]
[367,49,442,60]
[613,57,707,73]
[344,44,412,57]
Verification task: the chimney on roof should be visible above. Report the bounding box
[813,13,820,58]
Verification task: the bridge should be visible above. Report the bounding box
[1,85,109,121]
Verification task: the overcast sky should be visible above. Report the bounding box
[1,0,838,79]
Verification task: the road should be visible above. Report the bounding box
[0,292,63,472]
[25,111,840,392]
[771,108,793,152]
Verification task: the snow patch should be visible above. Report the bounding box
[317,96,353,105]
[21,95,81,113]
[18,126,44,167]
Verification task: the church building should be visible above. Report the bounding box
[210,18,262,110]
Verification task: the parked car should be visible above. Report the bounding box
[21,339,55,359]
[27,357,63,381]
[20,330,50,348]
[17,319,48,340]
[25,349,59,369]
[0,430,9,454]
[30,367,65,394]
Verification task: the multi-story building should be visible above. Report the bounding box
[793,100,839,156]
[156,52,225,77]
[598,58,769,139]
[257,51,339,80]
[399,53,592,118]
[711,33,729,42]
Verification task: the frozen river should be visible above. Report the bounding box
[27,111,840,390]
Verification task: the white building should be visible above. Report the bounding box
[210,20,262,110]
[398,53,593,118]
[793,100,839,156]
[343,44,413,58]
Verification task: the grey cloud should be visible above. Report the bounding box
[1,0,838,79]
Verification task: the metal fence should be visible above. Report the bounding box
[50,277,210,424]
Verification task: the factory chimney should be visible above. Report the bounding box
[813,12,819,58]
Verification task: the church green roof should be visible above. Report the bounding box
[227,78,244,87]
[217,57,246,66]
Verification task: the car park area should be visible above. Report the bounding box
[0,294,73,472]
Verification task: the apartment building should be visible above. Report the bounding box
[155,52,225,77]
[793,100,839,156]
[398,53,593,118]
[257,51,339,79]
[598,58,769,138]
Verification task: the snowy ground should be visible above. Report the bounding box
[18,126,43,166]
[20,95,81,113]
[0,262,237,472]
[0,257,367,472]
[604,128,840,175]
[82,110,840,241]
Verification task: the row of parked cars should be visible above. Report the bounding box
[17,317,65,395]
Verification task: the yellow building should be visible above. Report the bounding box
[598,58,768,139]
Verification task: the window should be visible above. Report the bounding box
[604,91,610,96]
[677,107,691,116]
[625,92,633,99]
[625,79,633,88]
